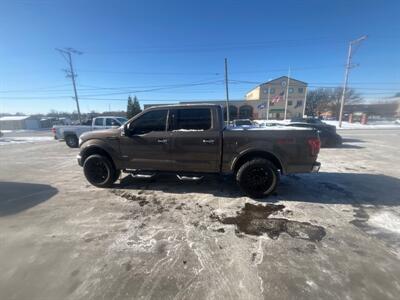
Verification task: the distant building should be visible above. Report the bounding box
[344,98,400,120]
[180,100,268,120]
[245,76,308,120]
[142,77,309,120]
[145,100,273,120]
[0,115,40,130]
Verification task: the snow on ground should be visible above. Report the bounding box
[324,120,400,130]
[368,211,400,234]
[0,136,53,146]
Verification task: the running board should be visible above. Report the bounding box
[176,175,204,181]
[127,171,156,179]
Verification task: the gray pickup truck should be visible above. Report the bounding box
[77,104,321,198]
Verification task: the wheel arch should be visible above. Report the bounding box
[63,131,77,139]
[80,145,116,169]
[232,150,285,175]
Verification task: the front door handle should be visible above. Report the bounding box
[157,139,168,144]
[203,139,215,144]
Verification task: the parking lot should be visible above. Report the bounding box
[1,129,400,299]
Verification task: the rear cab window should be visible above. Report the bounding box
[172,108,212,131]
[94,118,104,126]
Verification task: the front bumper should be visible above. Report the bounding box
[77,154,83,167]
[311,162,321,173]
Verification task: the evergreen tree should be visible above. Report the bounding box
[127,95,142,119]
[132,96,142,116]
[127,96,134,119]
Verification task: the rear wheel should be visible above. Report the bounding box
[65,135,79,148]
[83,154,117,188]
[236,158,279,199]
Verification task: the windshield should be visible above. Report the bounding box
[116,117,128,125]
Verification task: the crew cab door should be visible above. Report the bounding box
[92,117,105,130]
[105,117,122,129]
[119,109,173,171]
[169,107,221,173]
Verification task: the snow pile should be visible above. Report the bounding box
[324,120,400,130]
[368,211,400,234]
[226,125,310,131]
[252,119,400,130]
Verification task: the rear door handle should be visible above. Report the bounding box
[203,139,215,144]
[157,139,168,144]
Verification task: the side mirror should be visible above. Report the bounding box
[123,123,131,136]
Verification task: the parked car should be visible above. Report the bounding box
[287,120,342,147]
[232,119,253,127]
[52,116,127,148]
[291,116,327,124]
[77,104,321,198]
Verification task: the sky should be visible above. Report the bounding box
[0,0,399,114]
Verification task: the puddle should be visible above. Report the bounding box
[213,203,326,242]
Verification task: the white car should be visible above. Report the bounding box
[52,116,127,148]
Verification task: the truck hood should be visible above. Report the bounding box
[79,128,121,143]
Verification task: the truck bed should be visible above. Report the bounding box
[222,126,319,174]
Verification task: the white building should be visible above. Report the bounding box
[0,116,40,130]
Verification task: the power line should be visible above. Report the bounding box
[83,37,348,55]
[77,80,224,98]
[77,69,221,76]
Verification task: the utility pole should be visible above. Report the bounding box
[338,35,367,127]
[284,67,291,120]
[56,48,83,124]
[266,86,270,120]
[224,58,230,124]
[302,86,308,117]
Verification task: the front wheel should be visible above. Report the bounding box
[236,158,279,199]
[83,154,117,188]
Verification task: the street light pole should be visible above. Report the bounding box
[224,58,230,124]
[284,67,291,120]
[266,86,270,120]
[338,35,367,127]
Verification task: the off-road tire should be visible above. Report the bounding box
[236,158,279,199]
[83,154,117,188]
[65,134,79,148]
[113,170,121,182]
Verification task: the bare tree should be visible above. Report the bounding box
[306,87,361,119]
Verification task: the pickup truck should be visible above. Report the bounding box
[52,116,127,148]
[77,104,321,198]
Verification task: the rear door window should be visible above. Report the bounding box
[94,118,104,126]
[173,108,211,131]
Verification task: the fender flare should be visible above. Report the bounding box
[231,148,286,174]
